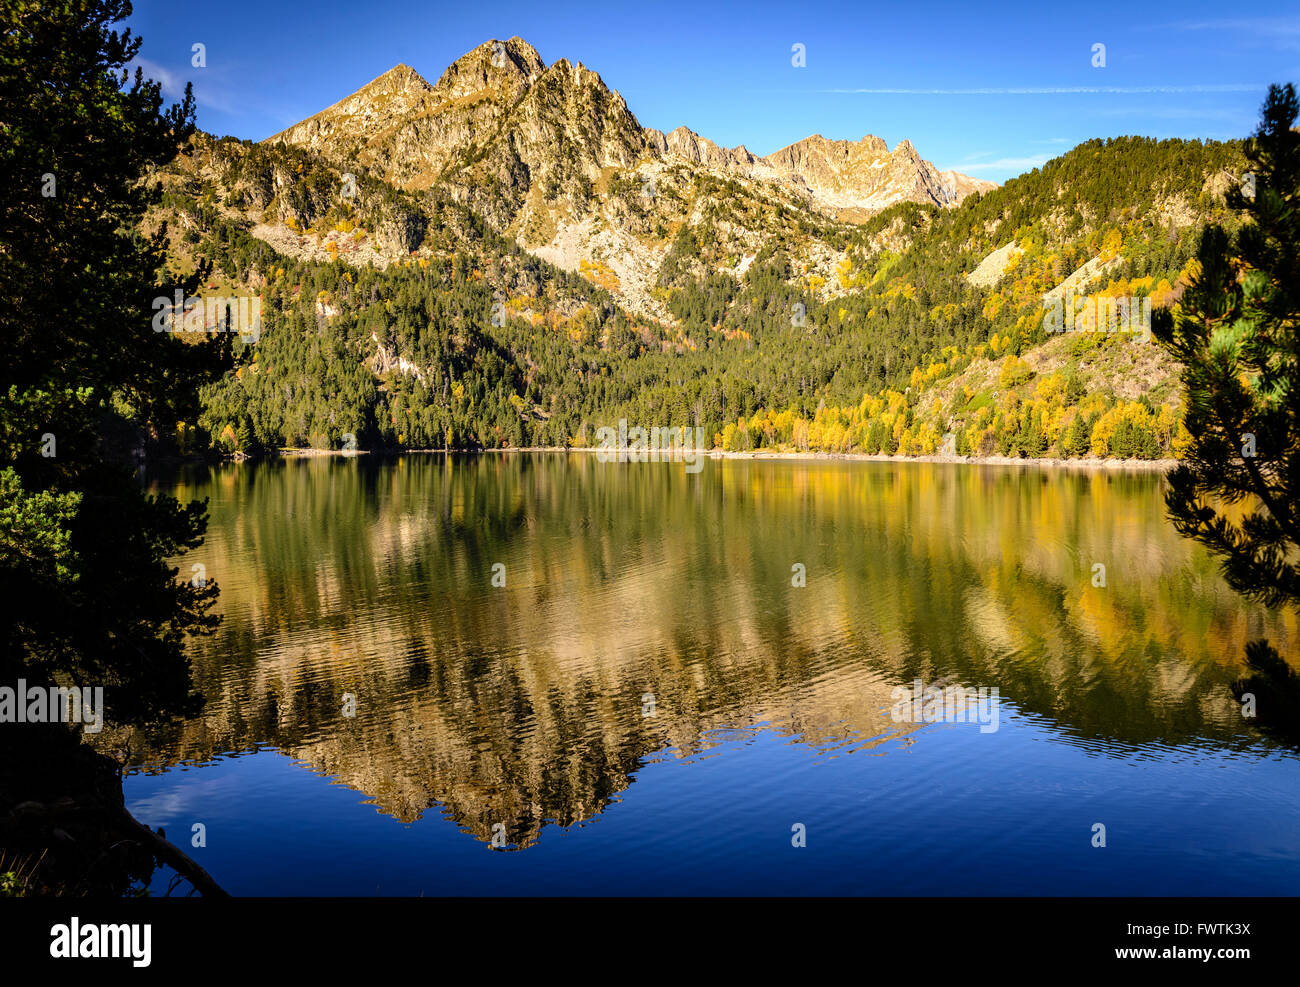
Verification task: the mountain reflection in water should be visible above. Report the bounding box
[113,455,1299,893]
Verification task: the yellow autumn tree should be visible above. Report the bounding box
[998,354,1033,389]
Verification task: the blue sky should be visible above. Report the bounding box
[126,1,1300,184]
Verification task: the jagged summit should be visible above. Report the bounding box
[431,37,545,100]
[344,63,432,95]
[266,64,432,148]
[338,63,433,100]
[267,35,995,218]
[639,130,996,215]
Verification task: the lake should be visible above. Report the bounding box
[120,454,1300,895]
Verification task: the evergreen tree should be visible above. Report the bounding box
[1,0,230,892]
[1152,83,1300,732]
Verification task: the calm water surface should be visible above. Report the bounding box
[120,455,1300,894]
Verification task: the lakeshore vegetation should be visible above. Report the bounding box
[154,131,1246,463]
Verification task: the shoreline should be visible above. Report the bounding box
[266,446,1178,472]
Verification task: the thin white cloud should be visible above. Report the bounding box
[1168,17,1300,34]
[129,57,237,114]
[1090,106,1249,121]
[821,85,1261,95]
[948,153,1054,174]
[131,57,184,95]
[1142,18,1300,52]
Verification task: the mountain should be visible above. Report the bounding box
[146,36,1250,464]
[651,131,999,219]
[267,40,547,189]
[261,38,993,317]
[269,37,992,219]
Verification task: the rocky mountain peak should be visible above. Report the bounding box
[433,37,545,103]
[748,132,988,216]
[266,63,434,150]
[646,125,759,170]
[366,63,432,92]
[265,35,998,245]
[892,138,919,158]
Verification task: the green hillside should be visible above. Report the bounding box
[152,131,1249,459]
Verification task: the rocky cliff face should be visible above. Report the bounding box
[256,37,999,319]
[267,36,994,221]
[755,134,996,216]
[440,54,651,233]
[267,39,547,189]
[939,168,999,203]
[643,125,763,172]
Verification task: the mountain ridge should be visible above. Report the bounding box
[266,37,996,219]
[159,120,1245,464]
